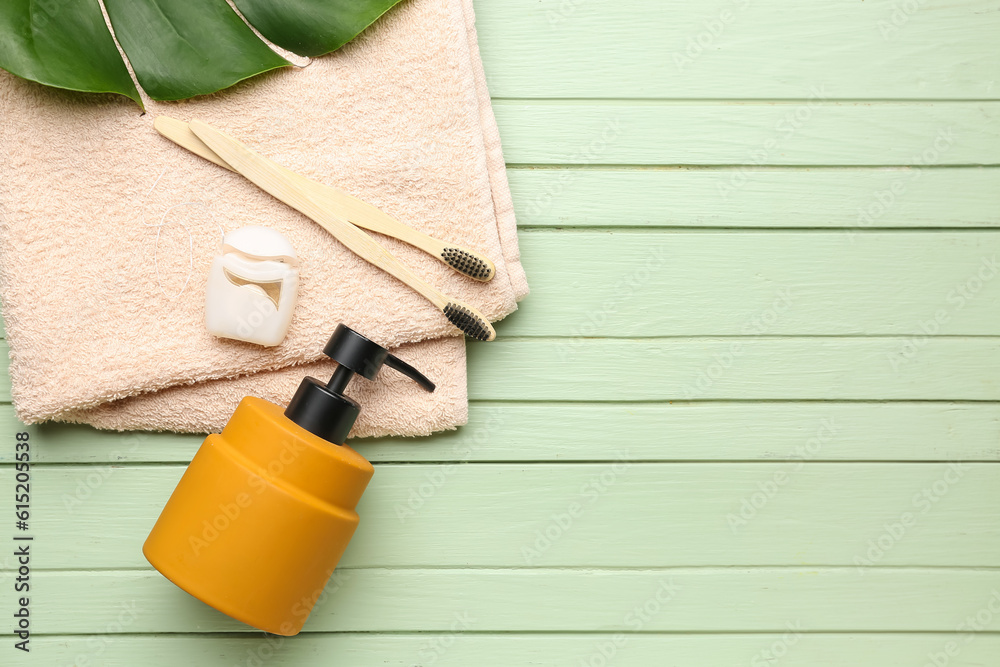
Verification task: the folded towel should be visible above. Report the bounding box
[0,0,527,437]
[62,337,469,438]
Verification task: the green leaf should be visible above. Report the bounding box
[0,0,141,105]
[0,0,407,105]
[103,0,289,102]
[231,0,403,58]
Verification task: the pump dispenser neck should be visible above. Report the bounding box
[326,365,354,396]
[284,325,435,445]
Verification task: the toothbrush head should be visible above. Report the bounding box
[441,247,495,282]
[443,301,496,341]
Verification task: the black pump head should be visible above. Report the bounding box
[284,325,435,445]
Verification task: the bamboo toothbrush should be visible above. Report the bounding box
[186,119,496,342]
[154,116,495,282]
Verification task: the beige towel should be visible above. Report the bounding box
[0,0,527,437]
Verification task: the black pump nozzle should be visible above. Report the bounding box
[383,355,436,392]
[284,325,435,445]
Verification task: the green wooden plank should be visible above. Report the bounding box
[0,348,8,402]
[509,168,1000,228]
[23,568,1000,633]
[0,408,199,462]
[2,402,997,464]
[12,633,1000,667]
[475,0,1000,100]
[8,463,998,569]
[0,414,201,463]
[495,102,999,165]
[467,338,1000,401]
[506,230,1000,337]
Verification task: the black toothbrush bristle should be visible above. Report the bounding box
[442,247,492,281]
[444,303,494,341]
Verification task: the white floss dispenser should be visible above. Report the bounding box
[205,226,299,346]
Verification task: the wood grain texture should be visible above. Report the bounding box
[466,338,1000,401]
[495,102,1000,165]
[506,230,1000,337]
[3,402,997,463]
[508,168,1000,228]
[7,463,997,569]
[475,0,1000,99]
[13,633,1000,667]
[22,568,1000,633]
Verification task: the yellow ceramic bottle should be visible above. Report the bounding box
[143,325,435,635]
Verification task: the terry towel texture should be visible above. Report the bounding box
[0,0,527,437]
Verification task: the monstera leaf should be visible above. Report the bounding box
[0,0,404,106]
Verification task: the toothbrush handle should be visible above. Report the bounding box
[154,116,495,282]
[187,121,497,342]
[189,121,447,307]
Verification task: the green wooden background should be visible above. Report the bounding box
[4,0,1000,664]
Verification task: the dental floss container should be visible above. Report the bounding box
[205,226,299,346]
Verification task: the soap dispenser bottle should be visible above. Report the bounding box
[143,324,434,636]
